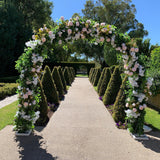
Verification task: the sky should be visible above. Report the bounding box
[51,0,160,45]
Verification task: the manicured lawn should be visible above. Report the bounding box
[76,74,88,77]
[0,101,18,130]
[145,107,160,131]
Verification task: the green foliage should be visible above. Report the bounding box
[36,79,49,126]
[90,68,96,84]
[89,68,94,81]
[0,76,18,83]
[42,66,59,104]
[99,68,111,97]
[57,66,67,92]
[52,67,64,98]
[64,67,71,86]
[113,76,128,123]
[0,83,18,100]
[93,68,101,86]
[151,47,160,69]
[68,67,74,83]
[104,45,118,66]
[97,68,105,93]
[103,66,122,105]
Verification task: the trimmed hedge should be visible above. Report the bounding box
[0,76,18,83]
[69,67,74,82]
[52,67,64,99]
[99,68,111,97]
[0,83,18,100]
[97,68,105,93]
[112,76,128,123]
[103,66,122,106]
[36,79,49,126]
[89,68,94,81]
[93,68,101,86]
[57,66,67,92]
[109,65,116,74]
[91,68,96,84]
[64,67,71,86]
[42,65,59,105]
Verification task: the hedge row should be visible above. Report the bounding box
[38,65,75,125]
[89,68,101,86]
[89,65,128,125]
[0,83,18,100]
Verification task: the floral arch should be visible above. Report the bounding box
[14,16,152,135]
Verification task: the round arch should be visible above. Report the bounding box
[14,16,152,135]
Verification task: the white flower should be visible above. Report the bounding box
[125,109,140,118]
[128,77,139,87]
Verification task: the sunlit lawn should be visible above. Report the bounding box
[0,101,18,130]
[76,74,88,77]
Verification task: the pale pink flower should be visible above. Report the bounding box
[76,21,79,27]
[67,29,72,35]
[133,108,137,112]
[49,31,53,35]
[100,37,105,42]
[26,81,31,85]
[135,48,139,52]
[60,16,64,21]
[41,37,46,43]
[58,31,62,37]
[139,105,144,110]
[58,40,62,44]
[82,28,87,32]
[132,67,137,72]
[37,68,41,73]
[81,34,85,39]
[23,94,28,99]
[68,21,73,26]
[124,64,128,70]
[18,104,22,108]
[143,104,147,108]
[28,91,33,96]
[100,22,106,26]
[109,30,112,34]
[126,103,129,107]
[122,46,127,51]
[76,16,79,21]
[32,35,35,40]
[132,103,136,106]
[128,72,133,76]
[106,38,110,42]
[24,102,28,108]
[86,20,91,24]
[32,68,36,72]
[130,47,135,52]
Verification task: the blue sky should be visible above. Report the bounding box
[51,0,160,45]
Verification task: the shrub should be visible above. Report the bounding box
[41,65,59,105]
[112,76,128,123]
[52,67,64,99]
[89,68,93,81]
[91,68,96,84]
[64,67,71,86]
[103,66,122,106]
[57,66,67,92]
[35,79,49,126]
[93,68,101,86]
[97,68,106,93]
[99,68,111,97]
[69,67,74,82]
[0,83,18,100]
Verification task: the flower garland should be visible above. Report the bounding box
[14,16,152,135]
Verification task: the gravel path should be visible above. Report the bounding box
[0,78,159,160]
[0,94,18,109]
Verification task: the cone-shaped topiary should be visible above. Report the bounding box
[97,68,106,93]
[89,68,93,81]
[103,66,122,106]
[109,65,115,74]
[93,68,101,86]
[69,67,74,82]
[99,68,111,97]
[35,79,49,126]
[64,67,71,86]
[91,68,96,84]
[57,66,67,92]
[52,67,64,99]
[42,65,59,104]
[112,76,128,123]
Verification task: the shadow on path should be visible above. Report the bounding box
[140,131,160,153]
[15,132,58,160]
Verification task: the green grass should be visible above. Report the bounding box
[0,101,18,130]
[76,74,88,77]
[145,107,160,131]
[94,86,97,92]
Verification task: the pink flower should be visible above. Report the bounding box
[100,37,105,42]
[130,47,135,52]
[58,40,62,44]
[41,37,46,43]
[126,103,129,107]
[58,31,62,37]
[67,29,72,35]
[128,72,133,76]
[60,16,64,21]
[122,46,127,51]
[28,91,33,96]
[49,31,53,35]
[132,67,137,72]
[32,68,36,72]
[100,22,106,26]
[76,21,79,27]
[143,104,147,108]
[109,30,112,34]
[23,94,28,99]
[76,16,79,21]
[86,20,91,24]
[81,34,85,39]
[132,103,136,106]
[139,105,144,110]
[124,64,128,70]
[82,28,87,32]
[134,63,139,69]
[18,104,22,108]
[24,102,28,108]
[106,38,110,42]
[68,21,73,26]
[133,108,137,112]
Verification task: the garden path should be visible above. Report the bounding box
[0,77,160,160]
